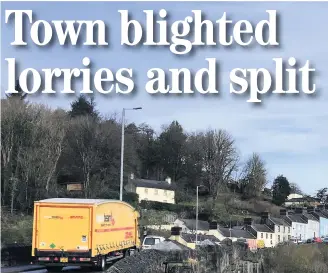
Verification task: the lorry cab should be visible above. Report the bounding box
[141,236,165,250]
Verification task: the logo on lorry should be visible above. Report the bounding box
[103,211,115,225]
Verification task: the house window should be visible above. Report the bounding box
[266,233,268,239]
[278,226,280,232]
[288,235,291,240]
[155,189,158,195]
[288,227,290,233]
[270,234,272,239]
[278,235,280,242]
[261,233,263,238]
[144,188,148,194]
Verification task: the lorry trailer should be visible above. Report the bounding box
[31,198,140,270]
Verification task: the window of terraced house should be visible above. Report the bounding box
[288,227,290,233]
[278,226,280,232]
[266,233,268,239]
[270,234,272,239]
[261,233,263,238]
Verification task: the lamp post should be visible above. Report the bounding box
[120,107,142,201]
[195,185,204,245]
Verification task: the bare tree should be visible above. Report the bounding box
[66,116,104,198]
[290,182,303,195]
[240,153,267,199]
[201,129,239,206]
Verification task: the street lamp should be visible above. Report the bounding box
[120,107,142,201]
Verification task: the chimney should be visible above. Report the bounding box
[280,209,288,216]
[209,221,218,230]
[208,221,225,240]
[317,205,324,211]
[165,177,172,185]
[171,226,182,236]
[307,207,315,213]
[244,218,253,226]
[307,207,314,213]
[260,212,269,225]
[294,207,304,214]
[130,173,135,180]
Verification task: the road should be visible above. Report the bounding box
[0,265,94,273]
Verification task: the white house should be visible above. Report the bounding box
[260,212,292,243]
[297,208,320,239]
[244,218,275,248]
[287,193,303,200]
[280,209,307,241]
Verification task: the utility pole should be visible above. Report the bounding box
[119,107,142,201]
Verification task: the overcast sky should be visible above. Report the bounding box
[1,2,328,195]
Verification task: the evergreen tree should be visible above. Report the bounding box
[272,175,291,206]
[69,95,99,119]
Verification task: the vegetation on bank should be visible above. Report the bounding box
[1,211,33,246]
[264,244,328,273]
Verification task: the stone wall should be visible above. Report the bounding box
[107,249,192,273]
[107,242,264,273]
[196,243,264,273]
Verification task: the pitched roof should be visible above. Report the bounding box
[270,217,291,227]
[180,233,220,243]
[313,211,328,219]
[302,213,319,222]
[181,219,209,231]
[251,224,274,233]
[287,214,307,223]
[219,227,255,239]
[129,178,176,191]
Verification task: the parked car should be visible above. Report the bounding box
[141,235,165,250]
[289,238,302,244]
[306,239,312,244]
[313,237,323,243]
[322,237,328,244]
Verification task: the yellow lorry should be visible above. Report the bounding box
[31,198,140,271]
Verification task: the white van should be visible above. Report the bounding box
[142,236,165,250]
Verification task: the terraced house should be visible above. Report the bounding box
[243,218,275,248]
[310,206,328,238]
[280,209,307,241]
[173,219,209,234]
[293,208,320,239]
[260,212,291,243]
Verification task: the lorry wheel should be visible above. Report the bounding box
[96,256,106,271]
[124,249,131,257]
